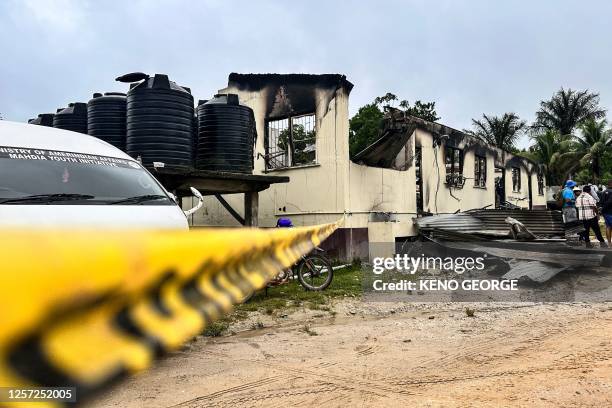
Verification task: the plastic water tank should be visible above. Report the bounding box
[87,92,127,150]
[117,72,194,168]
[53,103,88,134]
[195,94,255,173]
[28,113,54,127]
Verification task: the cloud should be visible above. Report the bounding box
[1,0,611,150]
[7,0,88,33]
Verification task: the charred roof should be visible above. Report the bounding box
[228,73,354,93]
[353,108,543,173]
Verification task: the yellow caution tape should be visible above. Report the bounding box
[0,221,338,407]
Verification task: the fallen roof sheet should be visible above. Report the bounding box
[416,209,564,239]
[502,261,569,284]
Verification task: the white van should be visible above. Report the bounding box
[0,121,195,229]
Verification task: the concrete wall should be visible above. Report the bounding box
[189,83,351,228]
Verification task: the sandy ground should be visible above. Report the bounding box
[89,301,612,407]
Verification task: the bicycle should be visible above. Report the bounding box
[269,246,334,291]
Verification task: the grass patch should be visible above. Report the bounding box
[203,320,229,337]
[232,265,362,317]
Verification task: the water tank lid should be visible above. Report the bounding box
[92,92,103,98]
[128,73,190,94]
[197,99,208,106]
[207,93,240,106]
[116,72,149,83]
[58,103,87,115]
[105,92,126,96]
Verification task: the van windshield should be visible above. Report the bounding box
[0,146,173,205]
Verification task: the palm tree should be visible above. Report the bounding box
[528,130,577,185]
[533,88,606,136]
[470,113,526,151]
[574,119,611,184]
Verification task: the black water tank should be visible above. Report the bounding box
[195,94,255,173]
[117,72,194,168]
[53,103,88,134]
[28,113,54,127]
[87,92,127,150]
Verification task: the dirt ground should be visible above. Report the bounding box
[90,301,612,407]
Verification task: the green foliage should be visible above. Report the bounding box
[528,130,577,185]
[233,265,362,316]
[203,321,229,337]
[533,88,606,136]
[527,88,609,186]
[469,113,526,151]
[349,102,385,157]
[574,119,612,184]
[349,93,439,158]
[278,123,316,166]
[399,100,440,122]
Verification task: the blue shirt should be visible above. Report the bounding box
[562,187,575,207]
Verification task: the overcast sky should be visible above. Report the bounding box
[1,0,611,148]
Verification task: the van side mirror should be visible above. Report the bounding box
[183,187,204,216]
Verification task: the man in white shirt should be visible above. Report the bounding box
[576,185,606,247]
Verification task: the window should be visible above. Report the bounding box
[415,146,423,213]
[265,113,316,170]
[474,155,486,188]
[445,146,464,187]
[0,147,173,206]
[511,167,521,192]
[537,173,545,195]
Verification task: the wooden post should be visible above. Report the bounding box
[244,191,259,227]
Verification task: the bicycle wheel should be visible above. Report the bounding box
[297,254,333,291]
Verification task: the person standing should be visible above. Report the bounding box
[561,180,582,243]
[601,180,612,245]
[588,183,600,203]
[576,185,607,248]
[561,180,577,221]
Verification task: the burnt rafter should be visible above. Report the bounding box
[352,108,544,175]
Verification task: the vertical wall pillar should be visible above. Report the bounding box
[244,191,259,227]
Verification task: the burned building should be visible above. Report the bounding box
[188,73,547,261]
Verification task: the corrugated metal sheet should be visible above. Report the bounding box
[416,209,564,238]
[471,209,563,236]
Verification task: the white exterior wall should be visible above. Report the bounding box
[189,85,351,228]
[187,77,547,256]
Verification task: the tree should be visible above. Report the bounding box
[528,130,577,185]
[399,100,440,122]
[469,113,526,151]
[574,118,611,184]
[349,102,385,157]
[533,88,606,136]
[349,93,439,157]
[278,123,316,166]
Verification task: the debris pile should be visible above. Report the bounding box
[416,209,564,241]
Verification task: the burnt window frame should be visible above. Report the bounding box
[444,146,463,175]
[474,155,487,188]
[537,172,545,195]
[264,113,317,171]
[511,167,521,192]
